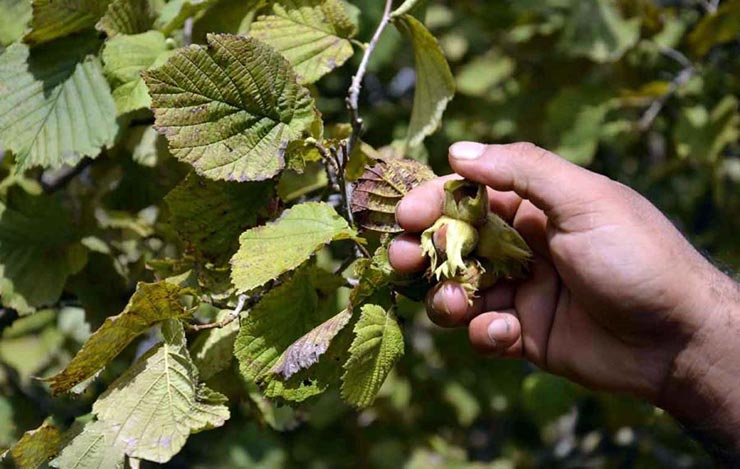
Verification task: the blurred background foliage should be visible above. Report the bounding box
[1,0,738,467]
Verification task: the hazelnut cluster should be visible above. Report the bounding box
[420,179,532,302]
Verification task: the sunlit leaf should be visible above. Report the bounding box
[393,14,455,149]
[102,31,171,115]
[96,0,155,36]
[44,282,188,394]
[54,320,229,466]
[341,304,404,408]
[0,34,118,171]
[190,310,240,380]
[675,96,739,164]
[0,0,31,46]
[143,34,318,181]
[8,422,62,469]
[688,0,740,57]
[24,0,111,45]
[230,202,356,293]
[250,0,357,84]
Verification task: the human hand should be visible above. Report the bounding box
[388,142,740,449]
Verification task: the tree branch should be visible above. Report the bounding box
[188,294,251,331]
[637,47,695,132]
[41,158,93,193]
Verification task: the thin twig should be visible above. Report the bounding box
[183,18,194,46]
[334,255,356,275]
[188,294,250,331]
[41,158,93,193]
[346,0,394,157]
[637,48,695,132]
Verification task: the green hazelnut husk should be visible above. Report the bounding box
[442,179,489,225]
[451,259,499,305]
[421,216,478,280]
[474,212,532,279]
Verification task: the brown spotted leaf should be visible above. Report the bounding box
[351,158,435,233]
[270,308,352,379]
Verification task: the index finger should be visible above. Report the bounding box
[395,176,523,232]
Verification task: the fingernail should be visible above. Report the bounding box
[450,141,485,160]
[487,318,510,345]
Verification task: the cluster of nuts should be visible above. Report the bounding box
[420,179,532,302]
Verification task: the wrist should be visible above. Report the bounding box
[656,265,740,451]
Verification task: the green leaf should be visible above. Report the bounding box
[234,267,348,402]
[558,0,640,63]
[165,172,273,263]
[8,422,62,469]
[350,158,436,233]
[102,30,171,115]
[393,14,455,149]
[54,320,229,466]
[277,161,328,202]
[24,0,111,45]
[674,96,739,164]
[230,202,356,293]
[390,0,424,18]
[522,372,580,425]
[0,0,32,46]
[0,188,87,315]
[341,304,404,408]
[455,50,514,97]
[0,35,118,171]
[143,33,318,181]
[154,0,215,35]
[96,0,155,36]
[250,0,357,84]
[270,308,352,379]
[44,281,188,395]
[544,86,613,165]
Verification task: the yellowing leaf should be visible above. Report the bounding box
[250,0,357,84]
[165,172,273,263]
[24,0,111,45]
[0,34,118,171]
[393,14,455,149]
[341,304,404,408]
[8,422,62,469]
[96,0,155,37]
[143,34,318,181]
[230,202,356,293]
[44,282,188,395]
[53,321,229,466]
[102,31,171,115]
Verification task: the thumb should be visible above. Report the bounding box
[448,142,607,216]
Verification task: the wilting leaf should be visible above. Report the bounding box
[0,34,118,171]
[24,0,111,45]
[0,188,87,314]
[270,308,352,379]
[234,268,348,402]
[393,14,455,149]
[45,282,188,394]
[143,33,318,181]
[231,202,356,293]
[250,0,357,84]
[165,172,273,263]
[341,304,404,408]
[351,158,435,233]
[0,0,31,45]
[688,0,740,57]
[558,0,640,63]
[96,0,155,36]
[53,321,229,466]
[8,422,62,469]
[102,31,171,115]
